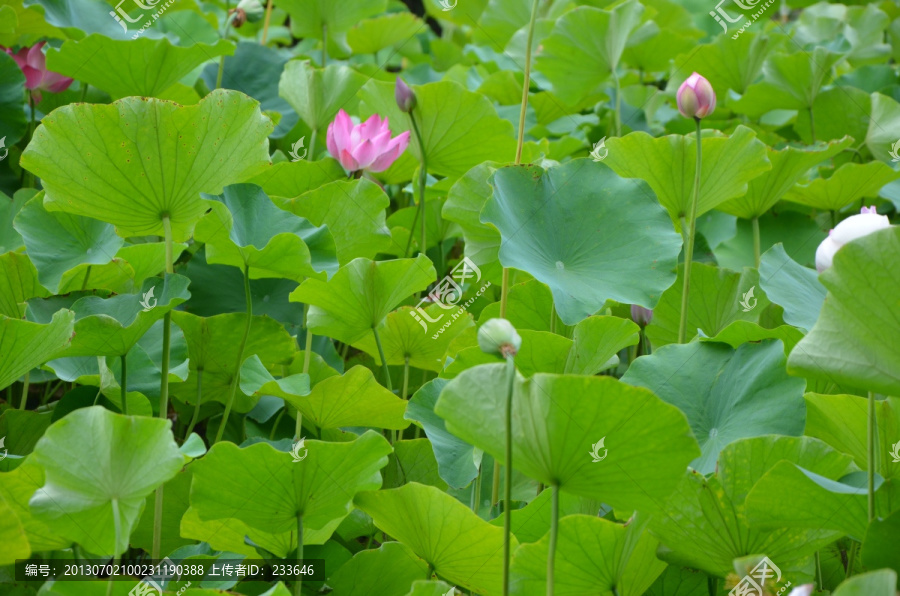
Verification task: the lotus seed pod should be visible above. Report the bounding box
[478,318,522,357]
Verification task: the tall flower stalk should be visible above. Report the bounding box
[675,73,716,344]
[396,78,428,258]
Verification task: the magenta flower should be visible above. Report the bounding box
[677,72,716,119]
[326,109,410,174]
[4,42,73,102]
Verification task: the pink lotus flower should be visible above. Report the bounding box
[4,42,73,102]
[326,109,410,174]
[677,72,716,119]
[815,206,891,272]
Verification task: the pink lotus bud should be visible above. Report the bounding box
[677,72,716,120]
[3,42,73,102]
[326,109,410,174]
[395,77,416,113]
[630,304,653,326]
[815,206,891,272]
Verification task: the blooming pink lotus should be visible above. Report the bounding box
[326,109,410,174]
[4,42,74,101]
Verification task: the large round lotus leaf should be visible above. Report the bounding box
[190,430,391,534]
[604,126,770,226]
[0,309,74,391]
[788,227,900,395]
[0,459,69,551]
[29,406,184,556]
[441,161,501,269]
[481,159,682,325]
[278,0,387,38]
[509,515,665,596]
[866,93,900,163]
[622,340,806,473]
[673,33,781,95]
[249,158,346,198]
[784,161,900,211]
[861,509,900,580]
[328,542,429,596]
[832,570,898,596]
[14,192,124,294]
[279,62,367,133]
[436,367,700,512]
[759,244,826,332]
[291,255,436,344]
[0,51,27,146]
[0,252,48,318]
[649,436,854,580]
[20,89,273,242]
[195,183,338,281]
[46,35,234,99]
[354,483,516,596]
[347,12,424,55]
[645,263,769,347]
[359,79,517,178]
[0,492,29,564]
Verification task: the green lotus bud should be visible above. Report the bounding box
[235,0,264,23]
[478,318,521,357]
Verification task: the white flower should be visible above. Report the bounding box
[815,206,890,273]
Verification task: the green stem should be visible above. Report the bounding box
[815,550,823,591]
[260,0,274,44]
[18,372,29,410]
[492,462,501,509]
[472,464,482,513]
[549,302,556,335]
[831,209,838,229]
[502,355,515,596]
[214,264,253,444]
[809,106,816,143]
[24,93,35,188]
[752,217,760,269]
[408,113,428,256]
[298,302,313,439]
[81,265,92,291]
[120,354,127,415]
[847,540,858,576]
[308,128,317,161]
[107,499,121,596]
[269,407,286,440]
[80,83,88,102]
[215,12,234,89]
[153,215,175,560]
[372,326,392,392]
[321,24,327,67]
[294,515,304,596]
[613,72,622,137]
[401,357,410,401]
[547,483,559,596]
[677,118,703,344]
[515,0,540,165]
[867,390,876,522]
[185,369,203,439]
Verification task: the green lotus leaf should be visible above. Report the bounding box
[0,189,29,253]
[436,368,700,511]
[195,183,338,281]
[671,32,779,95]
[644,565,708,596]
[277,178,393,265]
[604,126,771,226]
[832,570,898,596]
[291,255,435,344]
[787,227,900,395]
[131,468,194,556]
[489,487,602,544]
[383,439,447,491]
[21,89,274,242]
[276,365,409,431]
[0,50,27,146]
[861,509,900,579]
[278,0,388,38]
[759,243,826,332]
[623,340,806,473]
[0,252,47,318]
[359,79,517,178]
[405,378,482,490]
[441,161,501,269]
[0,309,74,391]
[22,0,153,40]
[347,12,424,55]
[866,93,900,163]
[0,491,29,564]
[46,35,234,99]
[239,354,311,401]
[279,62,367,133]
[710,211,822,274]
[14,193,124,294]
[29,406,184,556]
[442,329,572,378]
[0,458,68,551]
[645,263,769,347]
[482,160,681,325]
[403,580,456,596]
[649,436,854,579]
[718,137,852,219]
[478,279,558,333]
[699,321,804,353]
[784,161,900,211]
[191,430,391,534]
[169,311,297,412]
[509,515,665,596]
[249,158,346,198]
[328,542,429,596]
[355,482,515,595]
[352,305,474,372]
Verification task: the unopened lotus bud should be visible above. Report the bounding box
[395,77,417,113]
[677,72,716,119]
[630,304,653,326]
[478,318,521,357]
[235,0,264,23]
